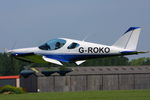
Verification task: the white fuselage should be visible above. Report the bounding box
[7,27,143,65]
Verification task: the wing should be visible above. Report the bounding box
[13,53,63,66]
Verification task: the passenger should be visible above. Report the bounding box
[45,43,51,50]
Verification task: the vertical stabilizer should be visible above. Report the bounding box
[113,27,141,50]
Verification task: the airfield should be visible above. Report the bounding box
[1,66,150,100]
[19,66,150,92]
[0,90,150,100]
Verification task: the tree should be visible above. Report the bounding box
[81,56,129,66]
[130,57,150,66]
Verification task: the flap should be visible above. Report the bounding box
[75,60,86,65]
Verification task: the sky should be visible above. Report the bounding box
[0,0,149,59]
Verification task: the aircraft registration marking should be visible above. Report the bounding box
[78,47,110,53]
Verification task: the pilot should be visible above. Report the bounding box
[55,42,61,49]
[43,43,50,50]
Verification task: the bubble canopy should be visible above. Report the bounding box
[39,39,66,50]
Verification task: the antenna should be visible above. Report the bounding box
[82,33,91,42]
[11,41,17,50]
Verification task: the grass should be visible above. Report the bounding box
[0,90,150,100]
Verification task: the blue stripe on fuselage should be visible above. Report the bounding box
[120,51,137,55]
[44,54,120,62]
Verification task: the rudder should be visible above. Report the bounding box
[113,27,141,50]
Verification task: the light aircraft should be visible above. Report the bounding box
[6,27,148,66]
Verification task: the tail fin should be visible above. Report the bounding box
[113,27,141,50]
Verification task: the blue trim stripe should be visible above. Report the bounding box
[120,51,137,54]
[124,27,140,34]
[11,52,34,56]
[44,54,119,62]
[120,51,136,53]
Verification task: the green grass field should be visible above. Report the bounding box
[0,90,150,100]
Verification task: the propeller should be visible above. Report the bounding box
[3,48,11,57]
[3,41,17,56]
[3,42,17,74]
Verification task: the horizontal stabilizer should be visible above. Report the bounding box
[42,56,63,66]
[120,51,149,55]
[137,51,150,54]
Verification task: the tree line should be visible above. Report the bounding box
[0,53,150,76]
